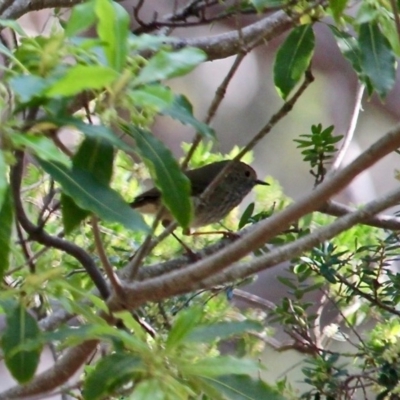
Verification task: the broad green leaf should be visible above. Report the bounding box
[274,24,315,100]
[186,320,263,343]
[329,0,348,22]
[62,137,113,233]
[166,307,202,349]
[65,1,96,37]
[130,85,174,109]
[358,22,396,98]
[0,151,7,209]
[131,34,177,52]
[127,126,193,228]
[84,353,143,400]
[46,116,133,152]
[46,65,119,96]
[161,95,215,139]
[131,379,165,400]
[2,303,42,383]
[0,186,13,281]
[182,356,261,377]
[207,374,287,400]
[95,0,129,71]
[38,159,149,232]
[134,48,207,85]
[10,133,70,166]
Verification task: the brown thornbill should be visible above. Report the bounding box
[130,160,269,232]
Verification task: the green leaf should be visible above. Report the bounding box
[358,22,396,98]
[330,27,362,75]
[134,48,207,85]
[9,75,52,103]
[65,1,96,37]
[274,24,315,100]
[161,95,216,139]
[329,0,348,22]
[186,320,263,343]
[166,307,202,349]
[95,0,130,71]
[131,379,165,400]
[130,84,174,109]
[10,133,70,166]
[61,137,114,233]
[38,159,149,232]
[46,116,133,152]
[2,303,42,383]
[45,65,119,96]
[0,186,13,281]
[206,374,287,400]
[73,137,114,185]
[238,202,255,229]
[182,356,261,378]
[0,19,26,36]
[61,194,89,234]
[127,126,193,228]
[84,353,142,400]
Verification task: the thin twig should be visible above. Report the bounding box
[328,84,365,175]
[91,216,124,297]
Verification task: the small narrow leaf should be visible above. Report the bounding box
[2,303,42,383]
[84,353,142,400]
[61,194,89,234]
[134,48,206,85]
[161,95,216,139]
[38,159,149,232]
[130,85,174,109]
[358,22,396,98]
[274,24,315,99]
[127,126,193,228]
[95,0,129,71]
[45,65,119,96]
[0,186,13,281]
[131,379,165,400]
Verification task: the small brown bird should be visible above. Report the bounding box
[130,160,269,232]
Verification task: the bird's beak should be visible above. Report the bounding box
[255,179,269,186]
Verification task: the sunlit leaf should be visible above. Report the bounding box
[95,0,129,71]
[45,65,119,96]
[65,1,96,37]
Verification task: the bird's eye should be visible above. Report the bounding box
[244,170,251,177]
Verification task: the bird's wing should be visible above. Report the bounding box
[130,187,161,208]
